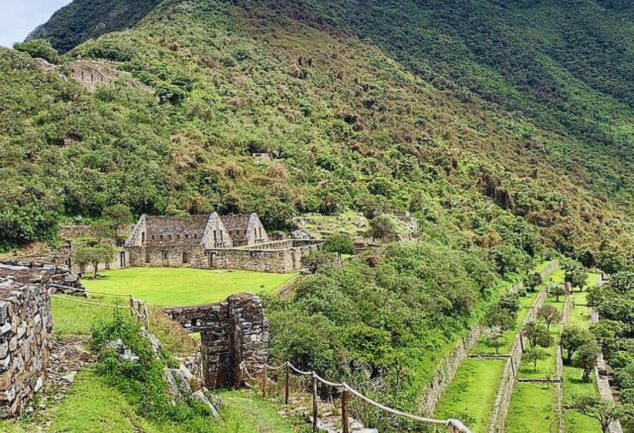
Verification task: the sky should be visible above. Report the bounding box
[0,0,71,47]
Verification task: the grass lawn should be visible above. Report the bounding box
[568,292,591,329]
[506,383,558,433]
[52,296,123,338]
[436,359,505,433]
[82,267,296,306]
[0,370,301,433]
[562,366,602,433]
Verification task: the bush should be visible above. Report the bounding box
[322,235,354,255]
[14,39,60,63]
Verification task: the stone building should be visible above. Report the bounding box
[164,293,268,389]
[125,212,320,273]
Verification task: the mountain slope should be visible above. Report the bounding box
[28,0,162,53]
[2,0,633,262]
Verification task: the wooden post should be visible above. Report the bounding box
[143,301,150,330]
[129,295,134,317]
[341,389,349,433]
[312,375,318,432]
[285,363,290,405]
[262,366,267,398]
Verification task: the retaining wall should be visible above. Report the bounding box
[487,260,560,433]
[0,265,54,418]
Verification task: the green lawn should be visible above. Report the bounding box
[82,267,296,306]
[506,383,558,433]
[0,369,300,433]
[436,359,505,433]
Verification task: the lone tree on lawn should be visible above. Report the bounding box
[565,267,589,291]
[548,282,567,302]
[525,346,548,371]
[577,396,631,433]
[527,272,543,292]
[561,326,595,364]
[522,321,552,350]
[576,341,600,382]
[538,305,562,331]
[75,244,115,278]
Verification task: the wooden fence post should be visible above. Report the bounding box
[312,375,318,432]
[129,295,134,317]
[262,366,267,398]
[341,388,349,433]
[285,363,290,405]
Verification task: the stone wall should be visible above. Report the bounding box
[207,241,320,273]
[487,261,560,433]
[418,324,485,415]
[164,294,268,389]
[0,264,54,418]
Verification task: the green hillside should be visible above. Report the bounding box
[3,0,633,265]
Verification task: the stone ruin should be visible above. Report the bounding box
[164,293,268,389]
[0,261,85,418]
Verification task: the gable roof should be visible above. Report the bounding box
[144,215,209,247]
[221,214,253,244]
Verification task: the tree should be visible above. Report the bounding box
[485,326,506,355]
[548,282,567,302]
[75,244,115,278]
[576,342,600,382]
[527,272,543,292]
[369,215,397,241]
[497,294,521,319]
[577,396,624,433]
[485,308,515,331]
[608,272,634,295]
[103,204,133,241]
[14,39,60,63]
[561,326,594,364]
[522,321,552,349]
[322,235,355,255]
[565,267,589,291]
[538,305,562,331]
[525,346,547,371]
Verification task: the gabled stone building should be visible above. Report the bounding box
[124,212,319,273]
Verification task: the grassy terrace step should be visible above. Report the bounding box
[560,273,603,433]
[506,383,558,433]
[435,359,505,433]
[435,261,560,432]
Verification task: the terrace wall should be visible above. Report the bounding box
[0,274,53,417]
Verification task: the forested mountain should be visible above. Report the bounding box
[2,0,633,266]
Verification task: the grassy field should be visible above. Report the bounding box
[0,370,300,433]
[435,359,505,433]
[82,268,296,306]
[505,383,558,433]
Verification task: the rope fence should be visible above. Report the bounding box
[51,295,127,309]
[240,361,472,433]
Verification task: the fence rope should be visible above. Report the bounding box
[240,361,472,433]
[52,295,127,309]
[87,290,129,298]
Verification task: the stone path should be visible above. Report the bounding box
[28,336,95,426]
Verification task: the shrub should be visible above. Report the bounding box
[322,235,354,255]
